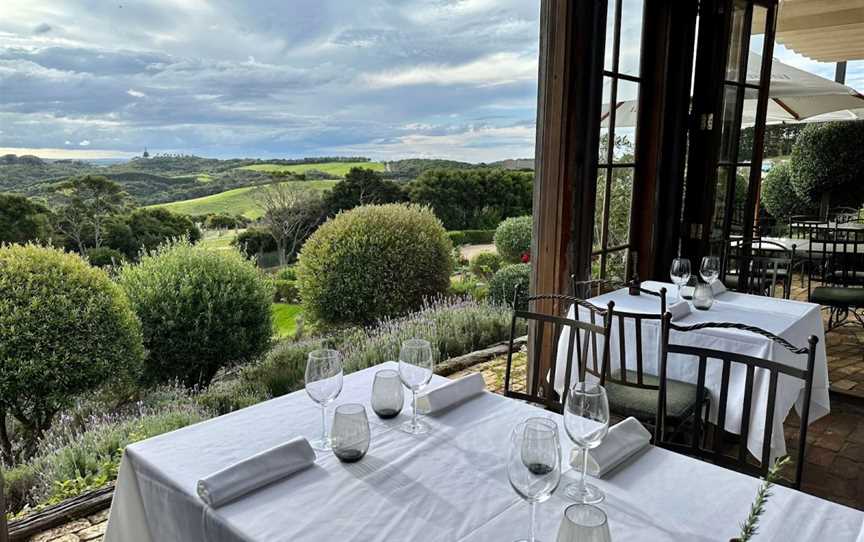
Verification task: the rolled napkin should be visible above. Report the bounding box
[668,301,691,322]
[196,437,315,507]
[570,417,651,477]
[416,373,485,414]
[710,280,726,296]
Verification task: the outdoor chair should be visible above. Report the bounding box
[570,277,624,299]
[656,315,818,490]
[724,239,794,299]
[829,207,861,224]
[503,294,613,414]
[789,215,827,240]
[809,228,864,330]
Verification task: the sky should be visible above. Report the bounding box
[0,1,861,162]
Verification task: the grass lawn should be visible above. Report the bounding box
[198,229,242,250]
[272,303,302,338]
[149,180,338,219]
[239,161,384,177]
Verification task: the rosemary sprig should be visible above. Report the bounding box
[739,456,791,542]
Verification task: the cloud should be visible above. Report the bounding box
[360,52,537,89]
[127,89,146,98]
[32,23,52,34]
[79,139,90,146]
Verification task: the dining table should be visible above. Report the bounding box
[553,281,830,461]
[104,360,863,541]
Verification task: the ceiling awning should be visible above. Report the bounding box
[753,0,864,63]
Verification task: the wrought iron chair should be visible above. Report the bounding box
[570,277,624,299]
[503,294,613,414]
[829,206,861,224]
[809,227,864,330]
[724,239,794,299]
[789,215,827,240]
[655,314,818,489]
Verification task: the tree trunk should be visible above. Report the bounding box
[276,238,287,267]
[0,410,12,466]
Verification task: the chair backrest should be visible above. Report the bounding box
[598,287,667,391]
[570,277,624,299]
[504,294,613,414]
[725,240,794,298]
[809,226,864,289]
[656,314,818,489]
[789,216,827,240]
[830,207,861,224]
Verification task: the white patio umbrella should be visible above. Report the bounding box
[602,51,864,127]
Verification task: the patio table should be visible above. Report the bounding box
[104,361,862,541]
[553,281,830,461]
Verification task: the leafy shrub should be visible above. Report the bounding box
[233,227,277,257]
[196,379,268,416]
[103,208,201,259]
[86,246,126,267]
[760,161,818,221]
[0,193,54,245]
[494,216,532,263]
[469,252,502,278]
[205,213,239,229]
[489,263,531,309]
[273,279,299,303]
[117,239,274,387]
[0,244,144,460]
[241,339,327,398]
[790,120,864,207]
[275,266,297,281]
[297,204,452,325]
[449,276,489,301]
[447,229,495,246]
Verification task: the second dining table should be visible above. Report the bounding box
[553,280,830,461]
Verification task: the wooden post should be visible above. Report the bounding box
[531,0,607,389]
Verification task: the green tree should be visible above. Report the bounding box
[323,167,406,215]
[257,183,326,266]
[51,175,128,253]
[103,208,201,259]
[0,193,54,245]
[790,120,864,211]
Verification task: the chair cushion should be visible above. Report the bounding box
[811,286,864,307]
[605,370,707,422]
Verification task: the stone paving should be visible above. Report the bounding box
[27,509,108,542]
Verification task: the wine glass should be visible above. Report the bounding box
[398,339,434,434]
[305,349,344,451]
[508,418,562,542]
[669,258,691,302]
[699,256,721,285]
[562,383,609,504]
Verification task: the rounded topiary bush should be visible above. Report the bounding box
[118,239,274,387]
[469,252,502,279]
[761,161,818,221]
[297,204,453,325]
[0,244,144,454]
[87,246,126,268]
[494,216,532,263]
[790,120,864,207]
[489,263,531,310]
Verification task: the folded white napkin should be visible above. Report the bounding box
[416,373,485,414]
[196,437,315,507]
[668,301,691,321]
[710,280,726,296]
[570,417,651,477]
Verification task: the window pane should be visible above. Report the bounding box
[613,79,639,163]
[600,76,614,163]
[725,3,747,82]
[730,166,751,237]
[604,0,616,72]
[607,167,634,248]
[719,85,741,163]
[591,253,603,280]
[619,0,644,76]
[594,170,608,252]
[605,249,628,282]
[750,6,768,59]
[711,166,731,242]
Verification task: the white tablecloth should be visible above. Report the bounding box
[105,362,860,542]
[553,281,830,460]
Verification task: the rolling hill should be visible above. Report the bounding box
[151,180,338,218]
[239,161,384,177]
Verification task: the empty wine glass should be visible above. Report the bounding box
[563,383,609,504]
[670,258,691,302]
[699,256,721,285]
[508,418,562,542]
[398,339,434,434]
[305,349,344,451]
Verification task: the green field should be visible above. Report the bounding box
[240,161,384,176]
[198,229,242,250]
[272,303,302,338]
[151,180,338,219]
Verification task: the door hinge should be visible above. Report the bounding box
[699,113,714,130]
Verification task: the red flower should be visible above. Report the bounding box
[520,251,531,263]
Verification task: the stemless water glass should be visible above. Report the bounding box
[556,504,612,542]
[669,258,692,302]
[305,349,344,451]
[331,403,370,463]
[398,339,434,434]
[699,255,721,284]
[508,418,562,542]
[371,368,404,419]
[563,383,609,504]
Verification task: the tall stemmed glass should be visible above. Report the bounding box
[670,258,692,302]
[508,418,562,542]
[398,338,434,434]
[563,383,609,504]
[305,349,344,451]
[700,256,720,285]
